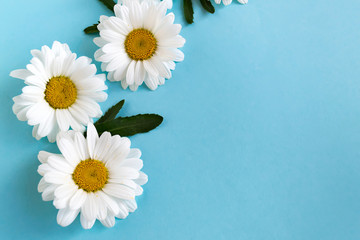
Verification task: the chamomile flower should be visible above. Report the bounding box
[11,41,107,142]
[94,0,185,91]
[214,0,248,6]
[37,123,148,229]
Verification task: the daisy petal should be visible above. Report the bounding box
[128,148,141,158]
[115,201,129,219]
[144,74,159,90]
[69,189,87,210]
[134,61,145,85]
[98,191,120,215]
[74,132,89,160]
[81,193,98,220]
[44,171,70,185]
[103,183,135,200]
[126,60,136,85]
[38,151,52,163]
[42,184,57,201]
[86,123,98,159]
[10,69,32,80]
[134,171,148,185]
[120,158,143,170]
[54,182,77,200]
[47,155,74,174]
[80,212,96,229]
[109,167,140,179]
[94,132,112,161]
[123,199,137,212]
[57,208,80,227]
[57,137,80,167]
[100,214,115,228]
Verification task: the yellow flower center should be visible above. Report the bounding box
[125,28,157,61]
[72,159,109,192]
[44,76,77,109]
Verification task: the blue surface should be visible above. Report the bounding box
[1,0,360,239]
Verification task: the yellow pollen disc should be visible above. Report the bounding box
[44,76,77,109]
[125,28,157,61]
[72,159,109,192]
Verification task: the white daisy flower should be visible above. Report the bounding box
[37,123,148,229]
[94,0,185,91]
[214,0,248,6]
[11,41,108,142]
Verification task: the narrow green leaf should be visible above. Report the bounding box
[200,0,215,14]
[96,100,125,124]
[99,0,116,12]
[84,23,99,34]
[95,114,163,137]
[183,0,194,24]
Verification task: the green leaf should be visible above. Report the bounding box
[94,114,163,137]
[99,0,116,12]
[84,23,99,34]
[200,0,215,14]
[96,100,125,124]
[183,0,194,24]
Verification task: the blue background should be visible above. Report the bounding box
[1,0,360,239]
